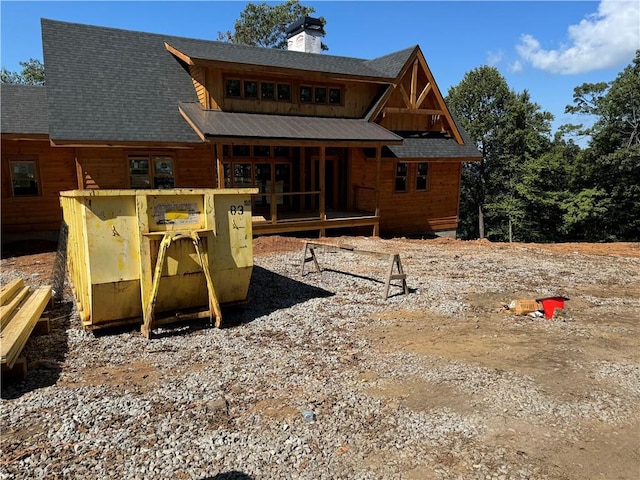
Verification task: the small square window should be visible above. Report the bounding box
[274,146,291,157]
[226,79,241,97]
[261,82,274,100]
[300,86,312,103]
[253,145,271,157]
[232,145,250,157]
[277,84,291,101]
[244,81,258,98]
[9,160,39,196]
[329,88,342,104]
[314,87,327,103]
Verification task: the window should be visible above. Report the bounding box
[416,162,429,191]
[226,79,241,97]
[261,82,274,100]
[9,159,40,196]
[232,145,250,157]
[129,155,174,189]
[253,145,271,157]
[274,146,290,157]
[233,163,252,188]
[394,162,408,192]
[314,87,327,104]
[300,86,312,103]
[277,84,291,101]
[329,88,342,105]
[244,81,258,98]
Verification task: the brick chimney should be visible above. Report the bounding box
[285,16,324,54]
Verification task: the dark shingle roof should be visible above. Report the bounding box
[1,84,49,134]
[363,47,415,78]
[179,102,402,143]
[386,133,482,159]
[41,19,201,143]
[165,38,410,79]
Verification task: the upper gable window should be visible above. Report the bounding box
[225,78,291,102]
[277,84,291,101]
[329,88,342,105]
[300,86,312,103]
[9,159,40,197]
[226,79,241,97]
[244,81,258,98]
[261,82,275,100]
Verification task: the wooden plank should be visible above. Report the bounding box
[0,286,51,368]
[1,286,31,330]
[1,279,24,305]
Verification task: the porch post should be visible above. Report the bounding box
[373,146,381,237]
[300,147,306,211]
[74,148,84,189]
[319,146,326,236]
[215,143,225,189]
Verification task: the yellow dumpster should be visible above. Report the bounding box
[59,188,257,337]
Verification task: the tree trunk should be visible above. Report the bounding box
[478,204,485,239]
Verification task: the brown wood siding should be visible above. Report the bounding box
[350,149,461,234]
[1,139,77,232]
[77,148,128,189]
[189,65,209,108]
[206,67,379,118]
[174,146,215,187]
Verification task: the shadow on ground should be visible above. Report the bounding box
[222,265,333,328]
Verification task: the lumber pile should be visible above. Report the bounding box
[1,279,51,380]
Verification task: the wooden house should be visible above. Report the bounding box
[1,18,481,244]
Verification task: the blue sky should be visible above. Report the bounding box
[2,1,639,136]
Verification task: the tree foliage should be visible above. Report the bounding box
[1,58,45,85]
[447,51,639,243]
[446,67,553,241]
[218,0,327,50]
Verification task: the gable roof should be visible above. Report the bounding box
[1,84,49,135]
[41,19,201,144]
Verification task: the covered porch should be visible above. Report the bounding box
[179,103,402,236]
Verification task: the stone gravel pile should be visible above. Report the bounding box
[1,237,639,479]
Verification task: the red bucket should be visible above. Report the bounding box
[536,297,569,319]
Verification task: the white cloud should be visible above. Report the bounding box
[509,60,523,73]
[486,50,504,66]
[516,0,640,74]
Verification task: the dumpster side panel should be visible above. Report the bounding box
[84,196,140,284]
[91,280,142,324]
[210,193,254,303]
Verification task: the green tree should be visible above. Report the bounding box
[446,67,553,241]
[218,0,327,50]
[446,66,512,239]
[1,58,45,85]
[561,50,640,241]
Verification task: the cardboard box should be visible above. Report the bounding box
[512,299,541,315]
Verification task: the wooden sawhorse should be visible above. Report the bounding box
[301,241,408,299]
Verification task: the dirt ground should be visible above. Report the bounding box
[2,237,639,479]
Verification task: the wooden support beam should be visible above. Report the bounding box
[373,146,381,237]
[383,107,443,115]
[399,84,412,109]
[410,59,419,107]
[300,147,306,211]
[215,143,225,189]
[319,146,326,222]
[415,82,433,109]
[75,148,84,189]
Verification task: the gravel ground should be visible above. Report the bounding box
[1,236,639,479]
